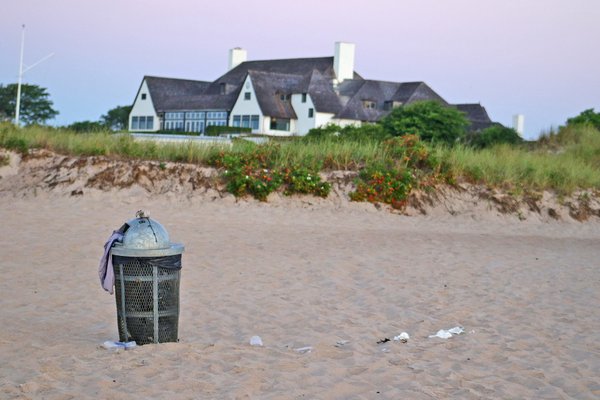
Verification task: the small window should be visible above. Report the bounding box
[251,115,259,130]
[364,101,376,109]
[244,92,251,100]
[220,83,226,95]
[279,94,291,101]
[302,93,307,103]
[308,108,314,118]
[232,116,241,127]
[141,93,147,100]
[146,116,154,130]
[132,116,139,129]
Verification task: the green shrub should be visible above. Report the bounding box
[379,100,469,145]
[468,125,523,149]
[566,108,600,131]
[205,125,252,136]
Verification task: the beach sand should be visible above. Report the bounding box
[1,188,599,399]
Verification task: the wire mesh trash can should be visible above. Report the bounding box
[110,216,184,345]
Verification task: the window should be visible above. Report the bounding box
[302,93,307,103]
[279,94,291,101]
[251,115,259,130]
[132,117,139,129]
[141,93,147,100]
[244,92,251,100]
[232,116,241,127]
[220,83,226,95]
[241,115,250,128]
[308,108,314,118]
[363,101,376,109]
[139,116,146,129]
[146,116,153,130]
[270,117,290,131]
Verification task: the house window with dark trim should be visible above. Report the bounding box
[308,108,314,118]
[270,117,290,131]
[132,117,139,129]
[279,94,291,101]
[241,115,250,128]
[146,116,153,130]
[251,115,259,130]
[244,92,251,100]
[302,93,307,103]
[141,93,147,100]
[232,116,241,127]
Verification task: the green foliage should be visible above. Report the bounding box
[305,123,391,142]
[101,105,132,131]
[205,125,252,136]
[0,83,58,125]
[350,166,415,209]
[66,120,108,133]
[566,108,600,131]
[379,100,469,145]
[467,125,523,149]
[280,166,330,197]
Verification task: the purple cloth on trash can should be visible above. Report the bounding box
[98,231,123,294]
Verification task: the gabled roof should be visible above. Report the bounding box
[306,69,343,114]
[247,70,305,119]
[144,76,211,112]
[455,103,494,131]
[335,80,447,121]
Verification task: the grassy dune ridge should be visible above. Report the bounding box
[1,123,599,199]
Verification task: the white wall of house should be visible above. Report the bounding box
[291,93,317,135]
[229,75,263,133]
[129,79,159,131]
[262,116,298,136]
[332,118,362,128]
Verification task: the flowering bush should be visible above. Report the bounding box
[210,147,330,200]
[281,166,330,197]
[350,167,414,209]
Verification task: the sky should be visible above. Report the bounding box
[1,0,599,139]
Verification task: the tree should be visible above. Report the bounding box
[0,83,58,125]
[468,125,523,148]
[380,100,470,145]
[101,105,132,131]
[566,108,600,131]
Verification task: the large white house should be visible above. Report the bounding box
[129,42,494,135]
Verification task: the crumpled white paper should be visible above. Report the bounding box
[250,336,263,346]
[429,326,464,339]
[393,332,410,342]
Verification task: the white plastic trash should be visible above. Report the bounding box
[429,326,464,339]
[250,336,263,346]
[394,332,410,342]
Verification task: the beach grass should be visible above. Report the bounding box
[2,122,599,196]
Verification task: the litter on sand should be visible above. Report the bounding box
[376,338,391,344]
[393,332,410,343]
[250,336,263,346]
[102,341,137,350]
[335,340,350,348]
[428,326,465,339]
[294,346,313,354]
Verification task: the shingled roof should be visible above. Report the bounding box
[455,103,494,131]
[336,80,448,121]
[144,76,211,112]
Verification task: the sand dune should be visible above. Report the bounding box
[1,150,600,398]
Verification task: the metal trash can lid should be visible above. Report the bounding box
[111,211,184,257]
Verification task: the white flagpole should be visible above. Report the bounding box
[15,24,25,127]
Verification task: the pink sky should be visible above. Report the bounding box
[1,0,599,138]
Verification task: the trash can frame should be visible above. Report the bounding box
[111,243,184,345]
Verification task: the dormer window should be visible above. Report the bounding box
[141,93,147,100]
[279,94,291,101]
[363,100,376,109]
[384,100,402,111]
[220,83,226,95]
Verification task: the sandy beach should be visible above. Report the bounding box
[1,153,600,399]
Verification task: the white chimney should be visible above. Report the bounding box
[228,47,247,71]
[334,42,355,83]
[512,114,525,137]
